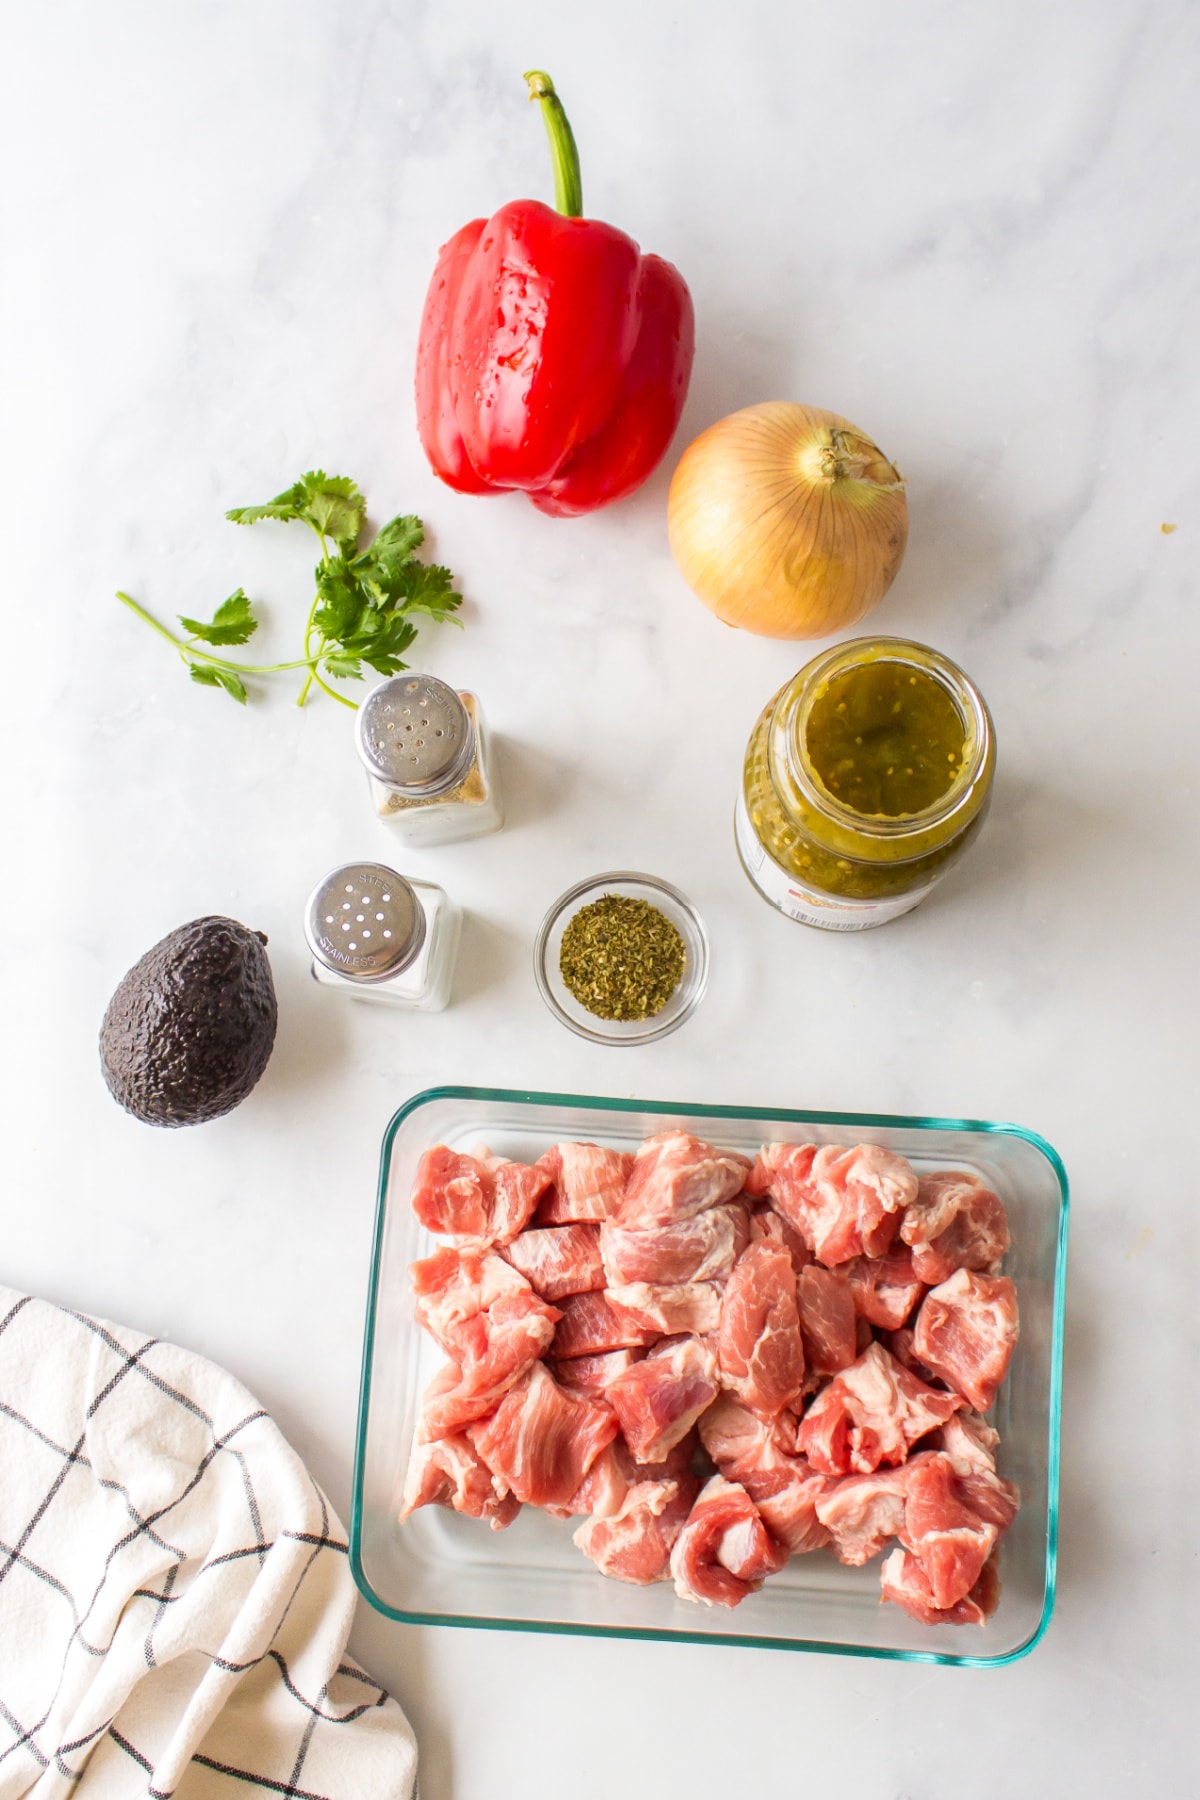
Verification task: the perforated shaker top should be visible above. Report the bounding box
[304,864,426,982]
[355,675,475,796]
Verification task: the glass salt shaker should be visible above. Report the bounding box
[304,862,460,1011]
[355,674,502,847]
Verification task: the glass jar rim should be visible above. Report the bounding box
[775,637,994,846]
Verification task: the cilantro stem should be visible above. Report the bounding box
[116,593,320,677]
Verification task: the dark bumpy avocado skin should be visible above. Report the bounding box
[100,917,278,1127]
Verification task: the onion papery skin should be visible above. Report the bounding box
[667,402,909,640]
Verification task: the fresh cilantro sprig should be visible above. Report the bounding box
[116,471,463,707]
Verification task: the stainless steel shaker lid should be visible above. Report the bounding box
[305,863,426,983]
[355,675,474,796]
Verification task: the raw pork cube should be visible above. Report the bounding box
[607,1281,723,1337]
[606,1335,720,1463]
[796,1264,858,1376]
[600,1202,747,1287]
[880,1326,941,1387]
[843,1246,926,1331]
[900,1170,1011,1285]
[410,1245,530,1358]
[575,1477,700,1585]
[547,1442,631,1521]
[399,1433,520,1531]
[411,1145,554,1246]
[699,1396,833,1555]
[411,1146,493,1240]
[748,1142,917,1266]
[670,1475,789,1607]
[501,1223,605,1302]
[474,1148,561,1243]
[718,1242,806,1418]
[797,1342,962,1476]
[748,1205,811,1273]
[470,1362,617,1509]
[615,1132,751,1230]
[550,1291,660,1360]
[415,1288,561,1439]
[534,1143,634,1224]
[698,1393,801,1470]
[549,1348,647,1397]
[933,1414,1020,1532]
[879,1548,1001,1626]
[815,1459,926,1565]
[913,1269,1020,1413]
[413,1360,463,1445]
[900,1453,1000,1611]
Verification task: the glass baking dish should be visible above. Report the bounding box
[350,1087,1068,1666]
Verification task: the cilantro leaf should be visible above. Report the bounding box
[312,559,366,643]
[366,512,425,560]
[225,482,311,527]
[298,472,365,549]
[323,652,365,681]
[179,588,259,646]
[226,470,365,550]
[190,663,247,703]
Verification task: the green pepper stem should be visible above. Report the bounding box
[524,70,583,218]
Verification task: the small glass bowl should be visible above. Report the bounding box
[533,872,709,1046]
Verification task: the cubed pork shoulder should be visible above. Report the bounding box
[469,1361,618,1509]
[548,1347,646,1397]
[796,1263,859,1376]
[606,1281,724,1336]
[409,1244,531,1358]
[879,1548,1001,1626]
[842,1246,926,1331]
[615,1132,751,1229]
[816,1459,929,1566]
[717,1241,806,1418]
[797,1341,962,1476]
[700,1395,833,1554]
[399,1433,520,1531]
[899,1170,1011,1285]
[747,1142,917,1266]
[913,1269,1020,1412]
[747,1205,811,1273]
[501,1223,605,1301]
[670,1475,789,1607]
[534,1142,634,1224]
[600,1202,747,1286]
[412,1288,561,1440]
[550,1290,661,1360]
[605,1335,721,1463]
[575,1477,700,1585]
[411,1145,554,1245]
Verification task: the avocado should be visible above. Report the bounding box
[100,916,278,1127]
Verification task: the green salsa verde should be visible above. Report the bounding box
[804,661,967,818]
[738,637,995,917]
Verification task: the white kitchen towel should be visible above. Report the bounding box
[0,1287,417,1800]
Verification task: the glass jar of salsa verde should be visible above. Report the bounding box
[734,637,995,930]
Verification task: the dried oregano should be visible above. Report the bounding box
[559,894,687,1022]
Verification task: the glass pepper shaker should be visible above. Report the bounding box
[355,674,502,847]
[304,862,460,1011]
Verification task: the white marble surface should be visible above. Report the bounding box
[3,0,1197,1791]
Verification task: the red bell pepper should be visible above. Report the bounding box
[414,71,695,517]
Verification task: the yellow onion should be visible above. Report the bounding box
[667,402,908,639]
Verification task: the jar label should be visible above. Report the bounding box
[734,792,938,931]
